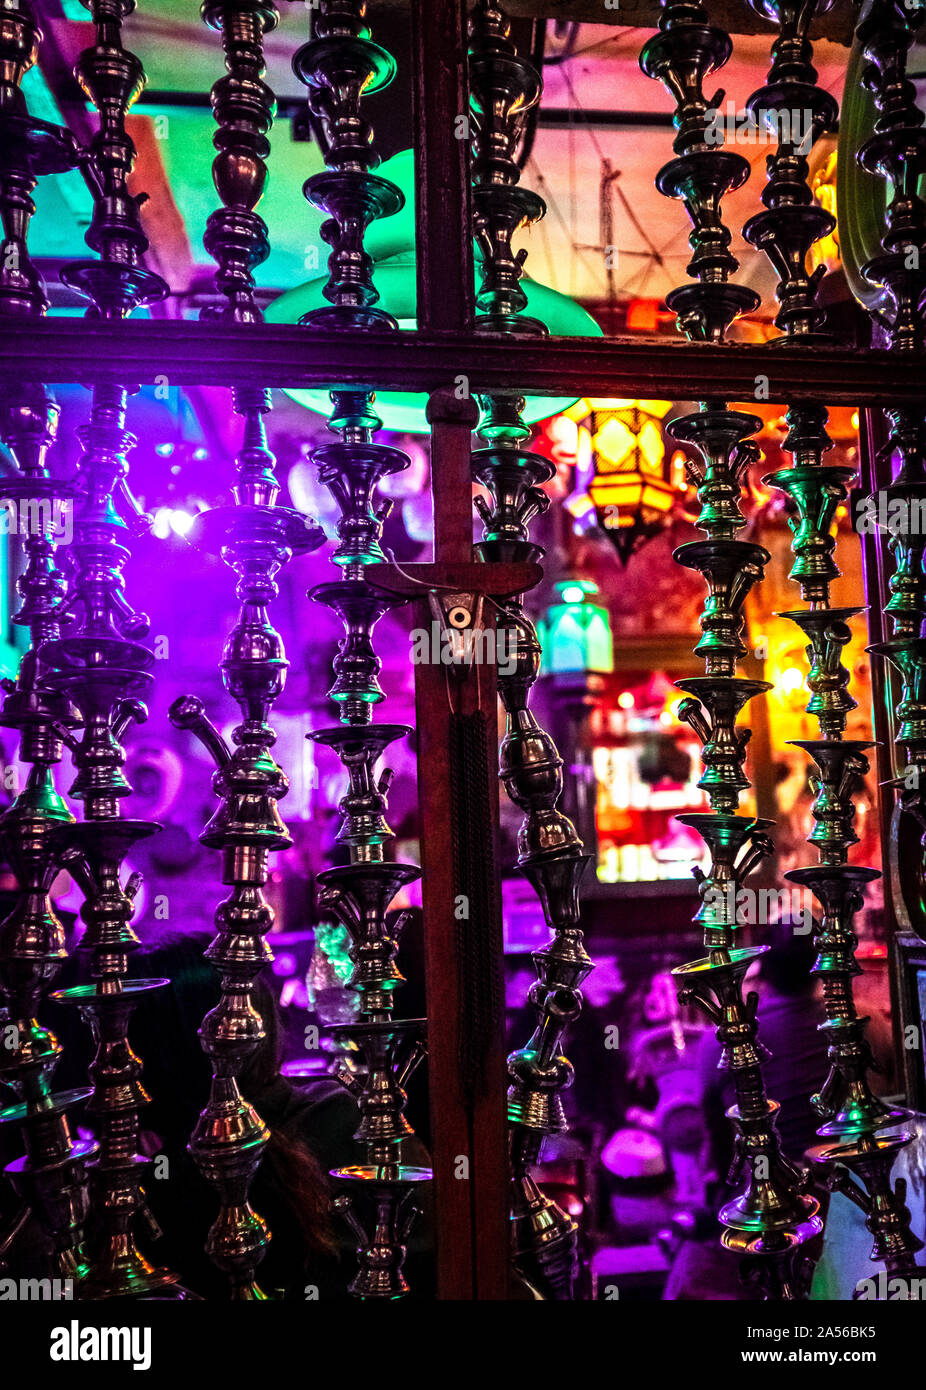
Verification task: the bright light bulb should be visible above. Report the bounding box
[617,691,635,709]
[781,666,804,694]
[169,509,196,537]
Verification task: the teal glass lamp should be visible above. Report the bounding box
[538,578,614,675]
[266,149,603,433]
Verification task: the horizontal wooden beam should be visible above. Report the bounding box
[367,560,542,597]
[357,0,857,42]
[3,318,921,408]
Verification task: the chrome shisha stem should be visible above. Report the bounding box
[295,0,431,1300]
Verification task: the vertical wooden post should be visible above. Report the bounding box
[406,0,508,1299]
[410,0,474,334]
[409,390,510,1300]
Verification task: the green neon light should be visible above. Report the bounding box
[557,579,598,604]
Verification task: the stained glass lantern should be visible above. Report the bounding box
[539,579,614,675]
[566,398,685,564]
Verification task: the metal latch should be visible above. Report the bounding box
[427,590,487,677]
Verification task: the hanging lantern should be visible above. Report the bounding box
[566,398,684,563]
[538,578,614,675]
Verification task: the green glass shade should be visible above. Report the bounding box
[539,579,614,675]
[267,150,602,434]
[837,32,925,317]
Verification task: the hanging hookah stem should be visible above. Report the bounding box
[0,394,96,1283]
[293,0,430,1300]
[744,0,923,1283]
[39,0,179,1299]
[0,0,95,1282]
[741,0,845,630]
[201,0,276,326]
[641,0,821,1299]
[857,1,926,891]
[166,0,326,1300]
[467,0,592,1302]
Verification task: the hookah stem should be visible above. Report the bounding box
[165,381,325,1297]
[294,0,429,1299]
[640,0,820,1297]
[746,0,848,1092]
[167,387,297,1301]
[39,0,178,1299]
[163,0,329,1301]
[0,1,93,1278]
[812,0,926,1282]
[740,0,922,1286]
[201,0,277,325]
[467,1,591,1302]
[0,402,90,1276]
[860,0,926,812]
[56,376,173,1298]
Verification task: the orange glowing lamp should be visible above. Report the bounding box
[565,398,683,563]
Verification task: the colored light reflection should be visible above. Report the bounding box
[152,506,201,540]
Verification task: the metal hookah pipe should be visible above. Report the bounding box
[641,0,822,1298]
[40,0,181,1299]
[167,0,326,1300]
[0,0,93,1282]
[293,0,431,1299]
[467,1,594,1301]
[746,0,924,1289]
